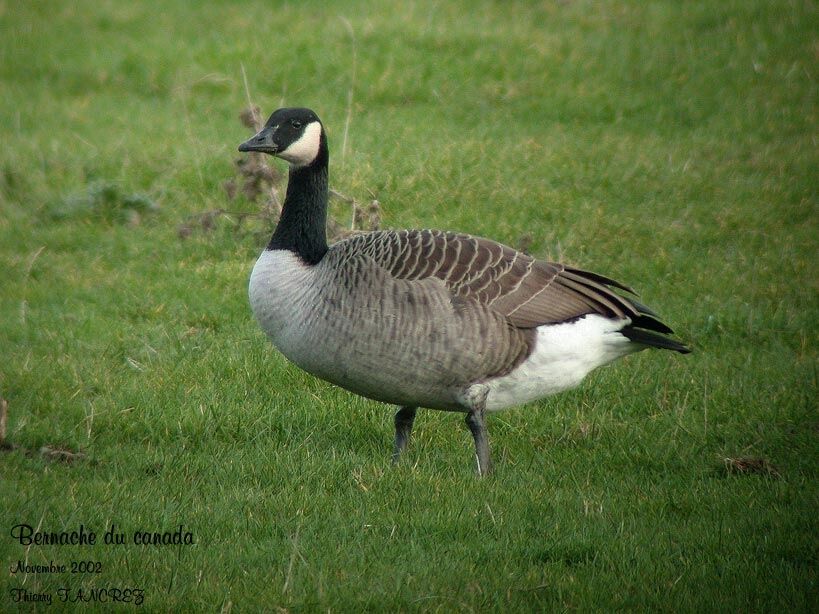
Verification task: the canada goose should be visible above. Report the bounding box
[238,107,689,476]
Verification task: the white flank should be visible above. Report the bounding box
[482,315,638,411]
[278,121,322,167]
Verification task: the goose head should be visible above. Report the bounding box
[238,107,325,168]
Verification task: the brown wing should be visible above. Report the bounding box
[343,229,667,329]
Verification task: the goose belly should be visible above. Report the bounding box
[249,249,474,409]
[482,315,638,411]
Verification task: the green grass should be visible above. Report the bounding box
[1,0,816,611]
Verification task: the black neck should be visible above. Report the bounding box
[268,146,329,264]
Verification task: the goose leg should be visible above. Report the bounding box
[465,410,492,476]
[392,406,417,463]
[463,387,492,476]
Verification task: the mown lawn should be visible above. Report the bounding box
[1,1,816,611]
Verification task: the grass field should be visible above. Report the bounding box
[1,0,816,611]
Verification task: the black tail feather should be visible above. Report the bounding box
[562,265,690,353]
[631,313,674,335]
[621,325,691,354]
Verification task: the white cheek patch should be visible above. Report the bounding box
[278,121,322,167]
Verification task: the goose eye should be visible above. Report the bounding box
[291,120,302,129]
